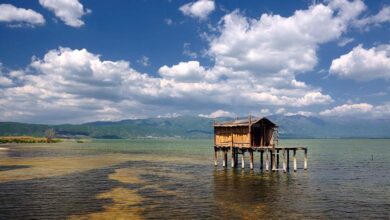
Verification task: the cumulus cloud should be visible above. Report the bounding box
[5,0,378,123]
[39,0,90,27]
[199,110,234,118]
[0,4,45,27]
[158,61,210,82]
[209,0,365,75]
[330,44,390,81]
[180,0,215,20]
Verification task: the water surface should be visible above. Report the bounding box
[0,139,389,219]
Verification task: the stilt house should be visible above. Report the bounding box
[213,117,278,148]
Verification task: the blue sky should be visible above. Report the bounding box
[0,0,389,123]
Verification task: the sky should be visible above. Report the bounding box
[0,0,389,124]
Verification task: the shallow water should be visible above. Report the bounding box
[0,139,389,219]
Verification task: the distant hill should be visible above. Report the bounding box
[1,115,390,139]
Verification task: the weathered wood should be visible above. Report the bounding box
[231,148,235,168]
[282,149,286,172]
[214,147,218,166]
[265,149,269,171]
[234,148,238,167]
[293,149,297,172]
[304,149,308,170]
[241,151,245,169]
[276,149,280,169]
[287,149,290,172]
[249,150,254,170]
[223,150,227,167]
[272,150,276,172]
[260,150,263,170]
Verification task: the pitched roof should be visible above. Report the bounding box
[213,117,277,127]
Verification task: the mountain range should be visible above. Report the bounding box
[1,115,389,139]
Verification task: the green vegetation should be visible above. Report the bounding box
[0,136,62,144]
[1,115,390,139]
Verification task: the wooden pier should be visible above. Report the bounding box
[213,117,308,172]
[213,146,307,172]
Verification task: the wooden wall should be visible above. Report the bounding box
[214,124,276,147]
[215,126,250,147]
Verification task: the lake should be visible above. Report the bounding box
[0,139,389,219]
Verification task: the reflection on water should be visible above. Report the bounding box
[0,139,389,219]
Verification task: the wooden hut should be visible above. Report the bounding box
[213,117,278,148]
[213,116,307,172]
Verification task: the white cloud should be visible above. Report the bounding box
[199,110,234,118]
[0,76,13,87]
[320,103,373,116]
[337,37,354,47]
[183,43,198,59]
[209,0,365,76]
[330,44,390,81]
[5,1,377,123]
[137,56,150,67]
[319,102,390,118]
[0,4,45,27]
[354,6,390,28]
[158,61,209,82]
[39,0,90,27]
[180,0,215,20]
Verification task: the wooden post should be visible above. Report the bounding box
[265,149,269,171]
[223,149,227,167]
[241,151,245,169]
[272,150,277,171]
[287,149,290,172]
[234,148,238,167]
[277,149,280,169]
[260,150,263,170]
[270,150,273,171]
[249,150,254,170]
[293,149,297,172]
[214,147,218,166]
[231,148,235,168]
[282,148,286,172]
[304,149,307,170]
